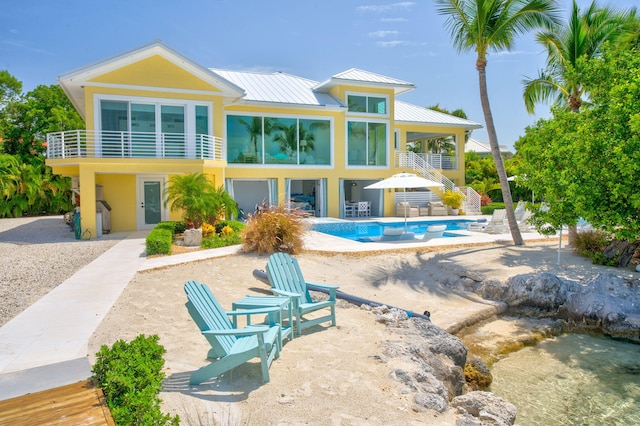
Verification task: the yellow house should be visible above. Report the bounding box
[46,41,482,237]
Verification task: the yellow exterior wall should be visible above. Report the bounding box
[96,174,137,231]
[90,55,221,92]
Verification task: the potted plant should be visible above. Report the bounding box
[441,189,466,216]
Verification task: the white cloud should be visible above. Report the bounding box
[381,17,408,22]
[368,30,400,38]
[377,40,408,48]
[357,2,415,13]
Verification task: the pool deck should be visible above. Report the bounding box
[301,215,553,252]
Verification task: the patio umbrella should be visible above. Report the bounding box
[364,172,444,231]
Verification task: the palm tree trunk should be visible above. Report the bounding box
[476,59,524,245]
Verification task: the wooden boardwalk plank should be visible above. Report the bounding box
[0,380,114,426]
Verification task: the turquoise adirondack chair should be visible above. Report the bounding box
[184,280,281,384]
[265,252,338,335]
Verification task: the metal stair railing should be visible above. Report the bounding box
[396,151,482,215]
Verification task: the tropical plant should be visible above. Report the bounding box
[0,154,72,217]
[241,204,307,255]
[165,173,237,229]
[516,41,640,242]
[442,189,466,209]
[523,0,639,114]
[435,0,562,246]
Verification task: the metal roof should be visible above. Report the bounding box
[465,138,510,153]
[211,69,344,108]
[314,68,415,94]
[394,100,482,129]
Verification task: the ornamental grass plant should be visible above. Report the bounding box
[241,204,307,255]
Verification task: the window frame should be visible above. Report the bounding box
[224,112,334,168]
[345,117,390,169]
[346,91,389,117]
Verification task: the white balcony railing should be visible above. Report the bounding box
[46,130,224,160]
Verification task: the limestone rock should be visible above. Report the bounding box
[563,273,640,341]
[414,319,468,368]
[503,272,570,310]
[464,358,493,390]
[451,391,517,426]
[183,228,202,247]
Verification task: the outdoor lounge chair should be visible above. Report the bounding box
[422,224,446,240]
[518,209,533,231]
[265,252,338,336]
[484,209,508,234]
[395,202,419,217]
[427,201,448,216]
[184,280,281,384]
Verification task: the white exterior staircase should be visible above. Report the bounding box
[396,151,482,215]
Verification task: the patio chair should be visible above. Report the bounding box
[357,201,371,217]
[518,209,534,231]
[266,252,338,336]
[484,209,508,234]
[422,224,446,240]
[184,280,281,384]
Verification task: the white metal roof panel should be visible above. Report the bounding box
[394,100,482,129]
[314,68,415,94]
[212,69,343,107]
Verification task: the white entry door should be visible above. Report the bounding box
[137,176,167,230]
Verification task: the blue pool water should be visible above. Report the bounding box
[311,219,472,242]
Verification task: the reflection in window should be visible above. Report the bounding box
[347,121,386,166]
[347,94,387,115]
[227,114,330,165]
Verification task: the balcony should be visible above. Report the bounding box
[46,130,224,161]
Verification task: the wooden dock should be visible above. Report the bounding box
[0,380,114,425]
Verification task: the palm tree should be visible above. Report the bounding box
[435,0,562,245]
[523,0,638,114]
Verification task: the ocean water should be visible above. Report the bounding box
[490,333,640,426]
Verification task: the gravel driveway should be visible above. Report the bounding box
[0,216,125,327]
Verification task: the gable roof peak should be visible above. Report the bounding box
[314,68,415,95]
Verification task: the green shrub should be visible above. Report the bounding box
[156,221,187,234]
[574,229,613,264]
[241,204,307,254]
[202,233,243,249]
[214,219,245,234]
[92,334,179,426]
[146,228,173,255]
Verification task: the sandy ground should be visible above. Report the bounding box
[88,241,634,425]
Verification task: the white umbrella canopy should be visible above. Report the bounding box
[364,172,444,190]
[364,172,444,231]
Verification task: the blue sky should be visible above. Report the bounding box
[1,0,637,150]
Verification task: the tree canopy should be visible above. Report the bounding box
[515,42,640,240]
[1,81,84,157]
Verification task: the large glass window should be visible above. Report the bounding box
[227,114,330,165]
[98,99,208,158]
[347,94,387,115]
[100,101,128,157]
[347,120,387,166]
[130,103,155,157]
[161,105,185,157]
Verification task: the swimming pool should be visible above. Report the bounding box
[311,219,473,242]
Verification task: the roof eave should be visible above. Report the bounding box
[396,119,483,130]
[314,78,415,95]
